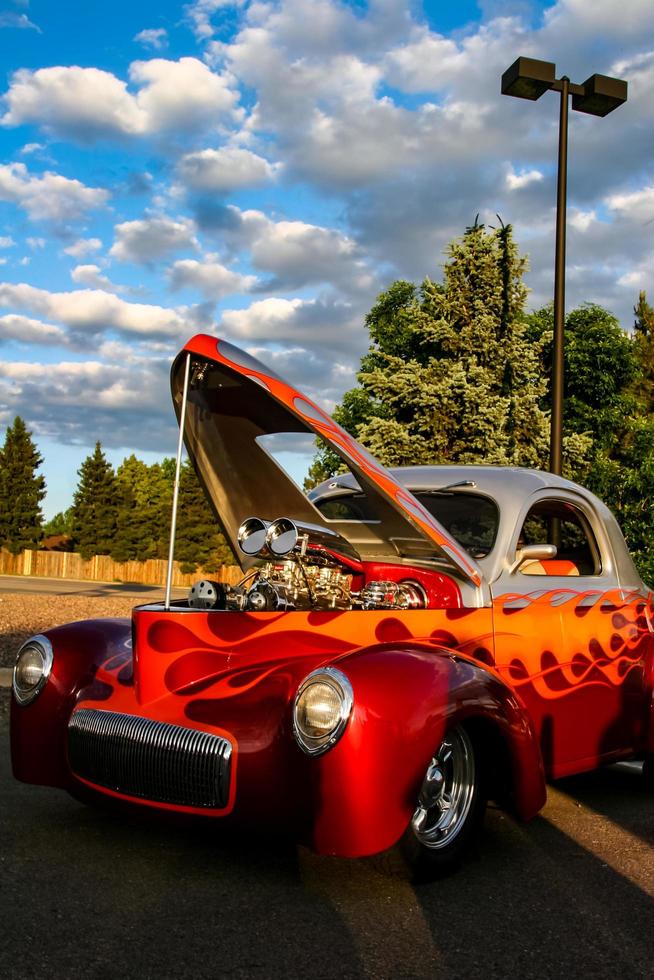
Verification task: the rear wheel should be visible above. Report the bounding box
[401,725,486,879]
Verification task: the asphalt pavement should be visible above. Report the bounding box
[0,573,185,599]
[0,703,652,980]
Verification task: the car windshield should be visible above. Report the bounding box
[314,491,499,559]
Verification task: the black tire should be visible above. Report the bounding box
[400,724,487,880]
[643,756,654,790]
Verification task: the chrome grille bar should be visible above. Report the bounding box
[68,709,232,808]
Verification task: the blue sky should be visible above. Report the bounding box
[0,0,653,518]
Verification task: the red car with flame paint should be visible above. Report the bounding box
[11,335,654,875]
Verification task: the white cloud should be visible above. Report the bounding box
[505,165,544,191]
[544,0,654,39]
[20,142,45,155]
[569,209,597,232]
[110,216,199,263]
[128,57,240,134]
[0,11,41,32]
[168,258,256,299]
[1,58,240,142]
[71,265,124,294]
[248,214,373,292]
[384,29,468,93]
[0,353,180,452]
[0,236,14,248]
[0,282,190,339]
[177,146,281,192]
[198,205,376,293]
[26,237,45,249]
[0,313,67,345]
[63,238,103,258]
[606,185,654,224]
[221,297,309,340]
[220,294,365,352]
[184,0,243,41]
[134,28,168,50]
[0,163,109,223]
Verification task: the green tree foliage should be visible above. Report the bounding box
[631,290,654,413]
[43,507,74,538]
[526,300,654,582]
[527,303,638,476]
[0,416,46,554]
[67,445,235,569]
[174,459,235,574]
[308,220,549,485]
[111,456,173,562]
[71,443,119,560]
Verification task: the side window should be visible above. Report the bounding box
[517,499,601,576]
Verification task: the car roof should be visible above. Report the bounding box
[310,464,644,591]
[310,464,582,503]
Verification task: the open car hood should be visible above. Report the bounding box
[171,335,483,586]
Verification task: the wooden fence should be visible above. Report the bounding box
[0,548,242,589]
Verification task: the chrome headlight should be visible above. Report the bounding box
[293,667,353,756]
[13,635,53,706]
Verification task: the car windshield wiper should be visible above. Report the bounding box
[416,480,477,495]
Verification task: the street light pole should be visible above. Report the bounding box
[551,75,569,475]
[501,59,627,476]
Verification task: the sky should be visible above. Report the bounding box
[0,0,652,519]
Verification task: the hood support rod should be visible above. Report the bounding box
[164,351,192,610]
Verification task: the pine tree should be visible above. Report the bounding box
[0,416,45,554]
[632,291,654,413]
[308,220,549,485]
[174,459,234,574]
[71,443,118,560]
[43,507,74,538]
[112,456,156,562]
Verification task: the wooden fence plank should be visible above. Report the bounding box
[0,548,241,588]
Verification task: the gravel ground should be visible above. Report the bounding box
[0,592,137,726]
[0,592,136,669]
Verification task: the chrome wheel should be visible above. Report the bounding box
[411,726,476,851]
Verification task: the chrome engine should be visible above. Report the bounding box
[188,515,428,612]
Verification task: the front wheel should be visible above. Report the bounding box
[400,725,486,879]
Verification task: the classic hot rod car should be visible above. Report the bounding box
[11,334,654,875]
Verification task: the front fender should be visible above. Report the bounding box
[10,618,132,787]
[308,644,546,857]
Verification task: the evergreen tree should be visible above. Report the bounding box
[0,416,45,554]
[308,220,549,485]
[111,456,176,562]
[71,443,118,559]
[149,459,176,559]
[112,456,156,562]
[632,291,654,413]
[174,458,234,573]
[43,507,74,538]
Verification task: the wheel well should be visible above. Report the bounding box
[460,716,514,811]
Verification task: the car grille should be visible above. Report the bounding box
[67,708,232,809]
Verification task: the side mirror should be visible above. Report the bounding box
[510,543,557,574]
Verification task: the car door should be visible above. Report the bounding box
[492,490,650,778]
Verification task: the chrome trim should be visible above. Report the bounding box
[67,709,232,809]
[12,634,53,706]
[411,726,476,850]
[293,666,354,757]
[238,516,271,556]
